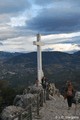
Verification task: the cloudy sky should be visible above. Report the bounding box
[0,0,80,53]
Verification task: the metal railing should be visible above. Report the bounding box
[11,104,32,120]
[10,90,45,120]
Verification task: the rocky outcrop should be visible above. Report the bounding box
[48,83,60,96]
[13,93,35,108]
[1,84,60,120]
[1,106,23,120]
[75,91,80,103]
[1,85,43,120]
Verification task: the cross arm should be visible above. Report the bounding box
[33,41,45,46]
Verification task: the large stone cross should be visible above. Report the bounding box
[33,34,44,86]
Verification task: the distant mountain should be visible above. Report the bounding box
[5,51,80,67]
[4,51,72,65]
[0,51,80,91]
[73,51,80,56]
[5,52,37,67]
[0,51,22,60]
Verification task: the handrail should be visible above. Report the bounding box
[10,89,45,120]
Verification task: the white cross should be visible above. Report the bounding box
[33,34,44,86]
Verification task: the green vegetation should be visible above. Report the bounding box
[0,80,25,114]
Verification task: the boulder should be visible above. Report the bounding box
[25,85,43,94]
[13,93,35,108]
[1,106,23,120]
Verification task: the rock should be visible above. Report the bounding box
[13,93,35,108]
[48,83,60,96]
[26,85,43,94]
[75,91,80,103]
[1,106,23,120]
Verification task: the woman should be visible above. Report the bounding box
[64,81,74,110]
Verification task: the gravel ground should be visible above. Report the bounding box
[33,95,80,120]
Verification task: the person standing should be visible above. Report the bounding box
[64,81,74,110]
[41,77,47,89]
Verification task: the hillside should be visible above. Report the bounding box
[0,51,80,90]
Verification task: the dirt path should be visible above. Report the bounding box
[34,95,80,120]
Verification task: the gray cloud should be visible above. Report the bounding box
[77,45,80,47]
[34,0,80,7]
[0,23,33,41]
[0,0,80,53]
[34,0,54,6]
[56,36,80,44]
[67,36,80,44]
[0,42,3,45]
[0,0,31,14]
[27,0,80,34]
[0,29,35,41]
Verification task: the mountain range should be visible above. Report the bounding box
[0,51,80,91]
